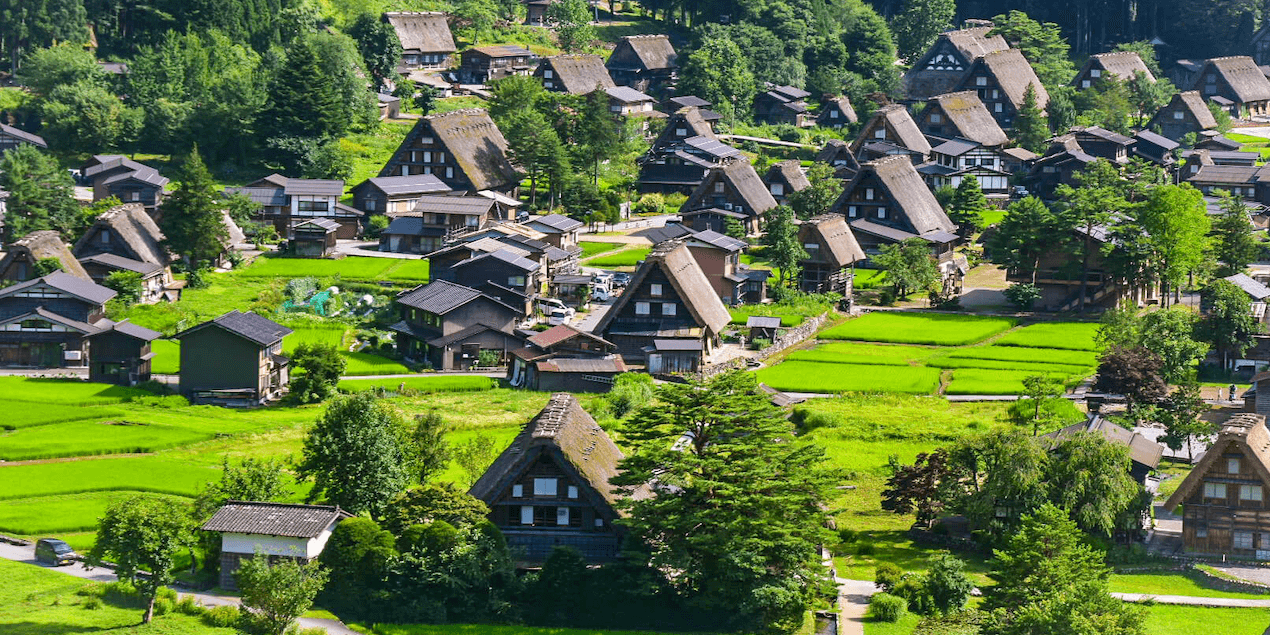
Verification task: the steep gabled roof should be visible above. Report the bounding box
[356,173,450,197]
[974,48,1049,111]
[799,214,864,267]
[1078,51,1155,83]
[417,110,519,191]
[82,156,169,189]
[0,270,116,305]
[852,104,931,155]
[384,12,455,54]
[943,26,1009,61]
[839,155,956,235]
[202,501,350,538]
[928,91,1008,146]
[0,230,90,280]
[594,239,732,336]
[470,393,646,510]
[607,34,677,72]
[682,159,778,217]
[74,203,168,267]
[0,307,102,334]
[1151,91,1219,132]
[1198,56,1270,103]
[176,310,291,346]
[649,107,716,151]
[1042,415,1164,470]
[0,123,47,148]
[765,160,811,193]
[540,54,615,94]
[1165,414,1270,511]
[817,96,858,125]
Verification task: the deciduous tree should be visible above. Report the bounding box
[1136,184,1210,306]
[297,392,415,518]
[761,205,807,289]
[290,342,346,403]
[1095,346,1167,416]
[677,38,756,124]
[88,495,194,623]
[881,449,956,528]
[1157,381,1213,464]
[1047,433,1142,537]
[547,0,594,51]
[873,237,938,301]
[348,12,402,91]
[787,163,840,220]
[412,410,450,484]
[1197,279,1262,369]
[1212,193,1260,277]
[1019,374,1063,436]
[235,553,329,635]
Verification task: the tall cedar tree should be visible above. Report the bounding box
[760,205,807,288]
[949,175,989,237]
[984,504,1144,635]
[503,109,564,208]
[1055,159,1124,312]
[260,36,342,141]
[611,371,836,633]
[348,13,402,91]
[0,0,87,74]
[89,495,194,623]
[787,163,841,220]
[1014,83,1049,153]
[297,392,415,518]
[159,148,229,269]
[988,196,1057,284]
[1213,192,1260,276]
[1198,279,1261,369]
[0,144,80,241]
[891,0,956,62]
[575,89,618,186]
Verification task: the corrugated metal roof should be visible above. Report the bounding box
[201,501,349,538]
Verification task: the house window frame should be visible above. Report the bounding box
[650,283,663,296]
[533,477,557,496]
[662,303,676,316]
[635,301,651,315]
[512,484,523,497]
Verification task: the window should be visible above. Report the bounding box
[865,188,874,200]
[650,283,663,296]
[976,76,987,86]
[1204,482,1228,499]
[544,69,553,78]
[1242,485,1263,502]
[366,199,377,211]
[714,181,725,193]
[1091,69,1101,78]
[992,89,999,99]
[1197,527,1208,538]
[635,301,651,315]
[994,103,1004,113]
[100,229,110,243]
[446,167,454,179]
[19,319,52,331]
[878,207,887,219]
[423,151,432,163]
[568,485,578,498]
[128,191,140,202]
[556,507,570,526]
[508,276,526,287]
[595,518,604,527]
[1235,531,1255,550]
[1173,110,1184,119]
[930,113,942,123]
[662,303,676,316]
[521,506,533,524]
[534,478,557,496]
[544,81,553,88]
[830,110,838,119]
[1230,458,1242,473]
[874,128,886,139]
[770,183,784,196]
[512,484,523,497]
[1081,80,1091,88]
[848,205,858,218]
[676,128,687,136]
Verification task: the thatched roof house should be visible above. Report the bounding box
[797,214,864,295]
[954,48,1049,128]
[384,12,455,69]
[1191,56,1270,115]
[680,159,778,234]
[469,393,647,563]
[851,104,931,157]
[903,25,1009,100]
[1147,90,1219,141]
[73,203,169,269]
[379,109,520,193]
[0,230,91,282]
[815,139,861,177]
[917,90,1008,147]
[764,160,810,205]
[535,54,615,94]
[1072,51,1154,89]
[834,155,958,249]
[816,96,858,128]
[606,34,677,91]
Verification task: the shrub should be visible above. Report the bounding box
[153,597,173,615]
[185,267,211,289]
[875,563,903,592]
[773,124,801,142]
[869,592,907,622]
[633,193,665,215]
[202,604,242,628]
[285,277,319,302]
[82,596,102,610]
[750,337,771,350]
[368,214,390,237]
[175,596,203,616]
[608,372,655,418]
[1004,283,1041,311]
[856,541,876,556]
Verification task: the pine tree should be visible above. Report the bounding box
[1213,192,1260,276]
[949,175,990,237]
[1014,83,1049,153]
[575,89,618,186]
[259,36,341,141]
[159,148,230,269]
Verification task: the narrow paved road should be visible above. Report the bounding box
[836,578,879,635]
[1112,592,1270,607]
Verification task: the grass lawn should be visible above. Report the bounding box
[235,255,399,280]
[994,322,1101,351]
[819,313,1016,346]
[979,208,1007,227]
[579,241,620,258]
[1109,571,1270,599]
[854,269,886,289]
[371,624,714,635]
[587,247,652,268]
[862,611,922,635]
[340,120,415,194]
[338,375,499,393]
[1142,605,1270,635]
[729,304,827,327]
[756,361,942,394]
[150,339,180,374]
[283,323,348,353]
[786,342,943,366]
[0,490,191,535]
[0,458,220,500]
[0,557,238,635]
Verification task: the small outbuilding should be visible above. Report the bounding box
[85,320,162,385]
[202,501,351,590]
[746,316,783,343]
[289,218,339,258]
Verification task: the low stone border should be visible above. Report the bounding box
[0,534,31,546]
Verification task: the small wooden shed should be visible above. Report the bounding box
[290,218,339,258]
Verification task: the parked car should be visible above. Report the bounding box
[537,297,574,316]
[35,538,77,566]
[612,272,631,287]
[547,308,573,325]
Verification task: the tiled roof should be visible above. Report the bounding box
[0,271,116,305]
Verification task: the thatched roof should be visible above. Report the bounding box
[606,34,677,72]
[765,160,810,193]
[1166,91,1219,130]
[1078,51,1154,83]
[469,393,647,510]
[420,109,519,191]
[841,155,956,235]
[1165,413,1270,512]
[816,96,858,125]
[943,26,1009,61]
[73,203,169,267]
[650,107,716,152]
[682,159,778,218]
[974,49,1049,110]
[799,214,864,267]
[1196,56,1270,104]
[927,91,1008,146]
[851,104,930,155]
[221,211,246,248]
[595,239,732,336]
[539,54,615,94]
[384,12,455,54]
[0,230,90,280]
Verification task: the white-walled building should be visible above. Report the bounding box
[202,501,350,590]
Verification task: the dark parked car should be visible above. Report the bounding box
[612,272,631,287]
[35,538,77,566]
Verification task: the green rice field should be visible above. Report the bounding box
[0,400,124,430]
[0,491,192,535]
[0,377,149,405]
[786,342,940,366]
[0,420,215,461]
[944,368,1073,395]
[756,361,942,394]
[234,255,430,281]
[151,331,413,376]
[149,339,180,374]
[818,312,1017,346]
[579,241,620,258]
[994,321,1101,351]
[587,247,652,267]
[338,375,499,392]
[0,458,220,500]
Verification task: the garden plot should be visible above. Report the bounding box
[818,312,1016,346]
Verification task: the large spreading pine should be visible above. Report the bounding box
[611,371,836,633]
[159,148,229,269]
